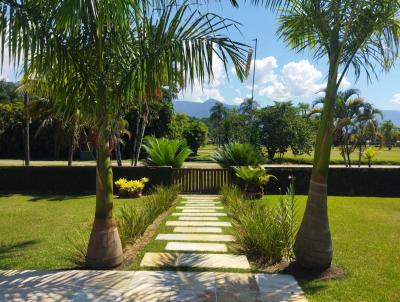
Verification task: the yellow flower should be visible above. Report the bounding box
[114,178,128,188]
[140,177,149,183]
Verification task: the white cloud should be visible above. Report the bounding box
[180,55,225,102]
[0,46,15,81]
[391,93,400,105]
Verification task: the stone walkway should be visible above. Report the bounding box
[140,195,251,270]
[0,270,306,301]
[0,195,307,301]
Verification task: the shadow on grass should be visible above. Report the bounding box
[0,240,41,269]
[27,195,91,202]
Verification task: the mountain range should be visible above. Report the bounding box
[173,99,400,125]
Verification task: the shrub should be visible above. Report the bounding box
[115,177,149,197]
[234,166,276,199]
[116,185,179,246]
[142,136,191,168]
[64,227,90,268]
[183,120,208,156]
[212,143,264,168]
[221,182,297,265]
[363,147,379,167]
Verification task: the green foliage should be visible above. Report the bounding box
[116,185,179,246]
[0,80,20,103]
[380,120,398,150]
[258,101,314,160]
[212,143,264,168]
[234,166,276,194]
[183,120,208,155]
[220,183,298,264]
[142,136,191,168]
[169,113,192,140]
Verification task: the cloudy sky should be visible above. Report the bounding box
[179,2,400,110]
[1,2,399,110]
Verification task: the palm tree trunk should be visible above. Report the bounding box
[24,93,30,166]
[294,56,337,270]
[134,115,147,166]
[67,134,74,167]
[86,120,123,269]
[116,133,122,167]
[131,110,141,166]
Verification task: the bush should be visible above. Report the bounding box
[142,136,191,168]
[212,143,264,168]
[234,166,276,199]
[116,185,179,246]
[220,182,297,265]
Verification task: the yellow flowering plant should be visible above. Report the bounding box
[115,177,150,198]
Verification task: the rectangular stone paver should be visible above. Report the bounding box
[140,253,250,269]
[172,212,226,216]
[176,206,224,209]
[166,242,227,252]
[178,216,219,221]
[182,203,219,206]
[181,209,217,213]
[173,227,223,233]
[156,233,234,242]
[166,221,231,227]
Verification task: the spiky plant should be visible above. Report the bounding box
[212,143,264,168]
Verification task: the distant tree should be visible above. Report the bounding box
[239,97,259,116]
[0,81,20,103]
[209,101,227,145]
[380,120,398,150]
[183,120,208,155]
[258,102,314,160]
[169,112,191,140]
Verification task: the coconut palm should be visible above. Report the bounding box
[251,0,400,269]
[1,1,248,268]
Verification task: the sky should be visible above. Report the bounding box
[178,2,400,110]
[1,1,399,110]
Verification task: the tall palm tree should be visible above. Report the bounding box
[1,1,248,268]
[210,101,227,145]
[251,0,400,269]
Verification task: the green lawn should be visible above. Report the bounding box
[261,195,400,302]
[0,194,140,269]
[281,147,400,165]
[0,194,399,301]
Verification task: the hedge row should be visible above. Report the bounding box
[0,166,173,195]
[0,166,399,197]
[261,167,400,197]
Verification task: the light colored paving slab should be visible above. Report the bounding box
[0,270,307,301]
[173,227,223,233]
[181,209,217,213]
[177,206,224,209]
[166,242,227,252]
[182,203,220,206]
[178,216,219,221]
[140,253,251,269]
[166,221,231,227]
[156,233,234,242]
[173,212,226,216]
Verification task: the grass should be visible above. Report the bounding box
[260,195,400,302]
[280,147,400,165]
[0,194,143,269]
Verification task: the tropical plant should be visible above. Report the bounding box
[363,147,379,168]
[234,166,276,199]
[212,143,264,168]
[221,182,297,264]
[0,1,248,268]
[253,0,400,270]
[209,101,228,145]
[142,136,192,168]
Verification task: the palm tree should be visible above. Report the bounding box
[312,89,369,167]
[239,97,259,115]
[251,0,400,269]
[1,1,248,268]
[210,101,227,145]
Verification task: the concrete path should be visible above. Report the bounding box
[0,270,306,301]
[140,195,249,270]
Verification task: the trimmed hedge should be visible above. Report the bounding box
[261,167,400,197]
[0,166,173,194]
[0,165,399,196]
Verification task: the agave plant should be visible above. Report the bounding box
[142,136,191,168]
[212,143,264,168]
[234,166,276,199]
